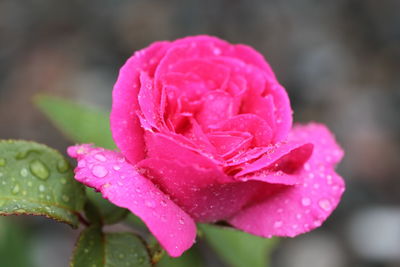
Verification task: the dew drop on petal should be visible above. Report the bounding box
[179,217,185,225]
[301,197,311,206]
[94,153,107,162]
[145,200,156,208]
[113,165,121,171]
[274,221,283,228]
[318,199,332,211]
[92,165,108,178]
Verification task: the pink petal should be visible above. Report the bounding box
[169,59,230,91]
[212,114,273,146]
[231,44,276,78]
[144,132,223,167]
[207,131,252,158]
[235,142,313,176]
[267,82,293,142]
[228,123,345,238]
[67,145,196,257]
[137,158,262,222]
[196,90,237,128]
[137,72,159,129]
[111,41,170,164]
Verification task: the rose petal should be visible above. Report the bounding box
[267,82,293,142]
[170,59,230,91]
[67,145,196,257]
[235,142,313,176]
[241,94,276,134]
[228,123,345,238]
[212,114,273,146]
[145,132,223,167]
[137,72,159,129]
[207,131,253,158]
[137,158,262,222]
[111,41,170,164]
[196,90,237,128]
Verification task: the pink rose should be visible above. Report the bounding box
[68,35,344,257]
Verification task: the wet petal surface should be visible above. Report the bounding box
[68,145,196,257]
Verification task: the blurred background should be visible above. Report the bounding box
[0,0,399,266]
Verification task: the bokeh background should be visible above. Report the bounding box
[1,1,399,266]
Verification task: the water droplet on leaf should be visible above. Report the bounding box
[12,184,20,195]
[57,159,69,173]
[38,184,46,192]
[30,160,50,180]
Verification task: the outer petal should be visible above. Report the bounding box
[111,41,170,164]
[67,145,196,257]
[228,123,345,238]
[137,158,264,222]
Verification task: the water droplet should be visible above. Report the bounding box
[301,197,311,206]
[313,220,322,227]
[20,168,29,177]
[62,195,70,202]
[15,150,29,159]
[92,165,108,178]
[57,159,69,173]
[78,160,86,168]
[38,185,46,192]
[179,218,185,225]
[12,184,20,195]
[94,153,106,162]
[0,158,6,167]
[113,165,121,171]
[274,221,283,228]
[30,160,50,180]
[318,199,332,211]
[145,200,156,208]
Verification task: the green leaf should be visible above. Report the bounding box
[0,140,86,227]
[71,226,152,267]
[34,95,129,224]
[0,217,35,267]
[199,224,278,267]
[156,246,202,267]
[34,95,115,149]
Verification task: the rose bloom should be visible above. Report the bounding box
[68,35,344,257]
